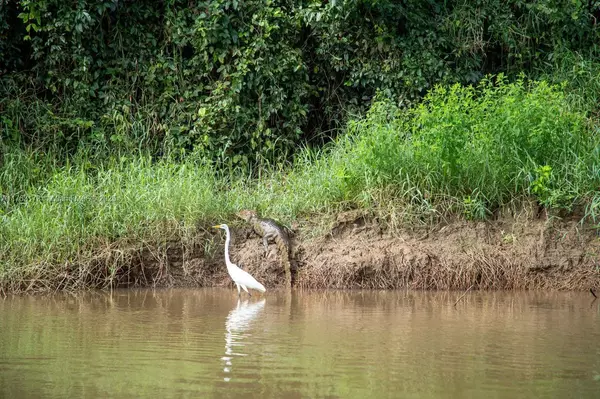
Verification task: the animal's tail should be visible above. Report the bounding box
[276,239,292,285]
[276,238,291,260]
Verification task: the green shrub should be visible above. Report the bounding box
[340,76,600,214]
[3,1,600,165]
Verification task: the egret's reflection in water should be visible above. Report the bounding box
[221,298,266,382]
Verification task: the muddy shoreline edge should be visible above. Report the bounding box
[3,210,599,294]
[122,211,600,293]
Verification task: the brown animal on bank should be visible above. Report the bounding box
[236,209,294,287]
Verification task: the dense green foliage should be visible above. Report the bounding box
[2,1,600,291]
[2,0,600,165]
[337,77,600,220]
[2,77,599,289]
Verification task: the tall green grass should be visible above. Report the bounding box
[0,148,346,284]
[336,75,600,220]
[2,75,600,289]
[539,49,600,117]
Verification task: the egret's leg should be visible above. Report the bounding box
[236,284,241,297]
[241,285,251,297]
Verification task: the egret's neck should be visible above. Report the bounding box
[224,227,232,267]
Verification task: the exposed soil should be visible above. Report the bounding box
[5,208,598,295]
[119,209,600,292]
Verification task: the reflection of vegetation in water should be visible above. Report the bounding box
[1,290,600,397]
[222,299,266,382]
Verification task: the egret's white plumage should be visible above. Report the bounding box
[213,224,266,296]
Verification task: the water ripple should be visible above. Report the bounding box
[1,289,599,398]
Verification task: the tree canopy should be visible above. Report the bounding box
[2,0,599,164]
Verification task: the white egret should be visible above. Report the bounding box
[212,224,266,297]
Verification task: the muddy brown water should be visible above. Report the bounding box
[1,289,599,398]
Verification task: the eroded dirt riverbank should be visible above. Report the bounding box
[127,210,600,292]
[3,209,599,294]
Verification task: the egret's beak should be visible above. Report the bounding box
[212,224,222,229]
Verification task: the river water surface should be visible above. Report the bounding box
[1,289,599,398]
